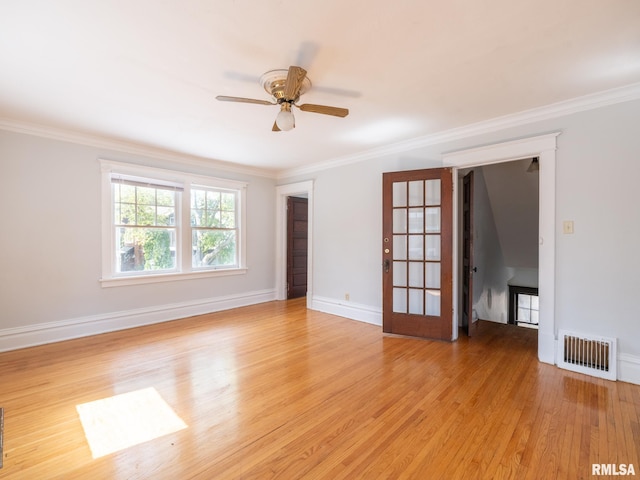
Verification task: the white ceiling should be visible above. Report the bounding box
[1,1,640,175]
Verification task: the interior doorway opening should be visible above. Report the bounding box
[457,157,540,336]
[275,181,314,308]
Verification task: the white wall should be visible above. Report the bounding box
[0,130,276,348]
[482,159,539,268]
[281,98,640,382]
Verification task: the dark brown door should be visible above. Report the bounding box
[287,196,308,299]
[462,171,478,336]
[382,168,453,341]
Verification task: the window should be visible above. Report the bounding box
[101,160,246,286]
[191,187,238,269]
[508,285,539,329]
[113,180,178,273]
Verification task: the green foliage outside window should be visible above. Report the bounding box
[191,188,237,267]
[112,182,239,273]
[114,183,176,272]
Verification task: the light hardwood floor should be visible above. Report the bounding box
[1,299,639,479]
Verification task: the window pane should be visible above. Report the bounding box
[408,262,424,288]
[393,235,407,260]
[117,203,135,225]
[220,211,235,228]
[207,211,220,228]
[425,263,440,288]
[156,189,175,207]
[393,262,407,287]
[408,208,423,233]
[221,192,235,210]
[393,288,407,313]
[116,227,176,272]
[192,189,205,209]
[136,205,155,225]
[426,235,440,261]
[191,209,205,226]
[531,310,539,324]
[425,207,440,233]
[206,191,221,210]
[518,294,531,309]
[531,295,539,311]
[426,290,441,316]
[518,308,531,322]
[156,207,175,226]
[393,209,407,233]
[192,230,237,267]
[137,186,156,205]
[408,181,423,206]
[409,289,423,315]
[393,182,406,207]
[425,179,441,206]
[119,184,135,203]
[408,235,424,260]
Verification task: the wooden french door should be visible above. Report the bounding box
[382,168,453,341]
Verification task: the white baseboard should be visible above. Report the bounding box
[618,354,640,385]
[0,289,276,353]
[311,296,382,326]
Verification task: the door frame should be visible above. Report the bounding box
[443,132,559,365]
[276,181,314,308]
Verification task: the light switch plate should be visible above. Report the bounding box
[563,220,574,234]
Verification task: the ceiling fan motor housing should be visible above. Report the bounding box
[260,69,311,103]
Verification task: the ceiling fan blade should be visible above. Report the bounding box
[215,95,275,106]
[272,121,281,132]
[284,66,307,100]
[297,103,349,117]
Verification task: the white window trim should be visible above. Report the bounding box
[100,159,247,287]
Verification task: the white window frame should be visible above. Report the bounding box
[100,160,247,287]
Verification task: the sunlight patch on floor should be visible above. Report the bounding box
[76,387,187,459]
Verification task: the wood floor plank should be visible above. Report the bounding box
[1,299,639,479]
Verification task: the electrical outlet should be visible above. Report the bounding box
[345,293,350,301]
[563,220,574,234]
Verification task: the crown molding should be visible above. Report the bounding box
[277,81,640,179]
[0,118,278,179]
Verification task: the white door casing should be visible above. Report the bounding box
[443,132,559,364]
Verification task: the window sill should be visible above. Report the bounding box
[100,268,248,288]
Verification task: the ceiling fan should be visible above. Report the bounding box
[216,66,349,132]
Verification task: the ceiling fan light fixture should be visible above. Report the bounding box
[276,103,295,131]
[217,65,348,131]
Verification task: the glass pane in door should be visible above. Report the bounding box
[393,182,407,207]
[390,175,444,319]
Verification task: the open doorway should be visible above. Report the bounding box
[458,157,540,335]
[275,181,314,307]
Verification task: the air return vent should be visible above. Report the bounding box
[557,330,617,380]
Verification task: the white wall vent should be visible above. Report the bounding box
[557,330,617,381]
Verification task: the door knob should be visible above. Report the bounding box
[384,259,390,273]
